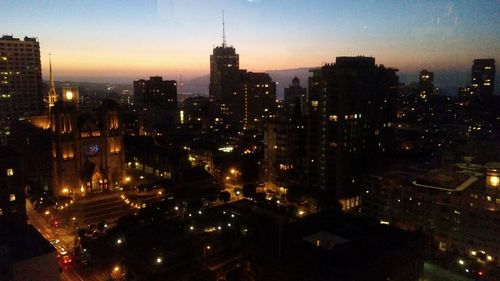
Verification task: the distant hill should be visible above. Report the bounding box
[54,67,499,98]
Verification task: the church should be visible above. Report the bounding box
[36,57,126,199]
[50,85,126,199]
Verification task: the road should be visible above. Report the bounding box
[26,200,107,281]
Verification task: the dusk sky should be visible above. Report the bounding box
[1,0,498,83]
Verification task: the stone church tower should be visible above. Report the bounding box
[50,98,125,199]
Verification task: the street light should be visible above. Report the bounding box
[156,257,163,264]
[203,245,211,263]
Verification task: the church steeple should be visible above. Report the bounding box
[48,53,57,113]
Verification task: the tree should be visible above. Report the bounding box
[219,191,231,202]
[242,183,256,198]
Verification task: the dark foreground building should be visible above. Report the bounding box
[0,146,59,281]
[225,201,425,281]
[307,56,398,202]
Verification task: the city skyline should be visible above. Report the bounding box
[1,0,498,83]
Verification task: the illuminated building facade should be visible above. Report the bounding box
[0,36,43,144]
[307,57,398,200]
[241,72,276,129]
[471,59,495,97]
[50,99,125,198]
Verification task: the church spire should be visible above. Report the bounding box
[48,53,57,112]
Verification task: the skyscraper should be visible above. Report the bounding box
[209,41,240,128]
[0,35,43,144]
[241,72,276,129]
[471,59,495,97]
[208,16,277,130]
[133,76,178,132]
[418,69,434,99]
[284,77,307,116]
[307,57,398,201]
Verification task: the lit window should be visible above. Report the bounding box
[6,168,14,176]
[9,194,16,202]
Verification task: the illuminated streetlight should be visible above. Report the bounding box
[174,206,179,211]
[156,257,163,264]
[125,177,131,182]
[458,259,465,265]
[139,176,144,179]
[113,266,120,272]
[117,238,122,245]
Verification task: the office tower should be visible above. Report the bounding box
[209,40,240,128]
[0,35,43,144]
[284,77,307,116]
[208,15,278,130]
[418,69,434,99]
[133,76,178,132]
[471,59,495,97]
[307,57,398,201]
[50,99,125,198]
[241,72,277,129]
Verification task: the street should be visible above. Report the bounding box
[26,199,107,281]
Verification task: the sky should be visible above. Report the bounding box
[1,0,498,84]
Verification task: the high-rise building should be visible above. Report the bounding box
[241,72,276,129]
[284,77,307,115]
[133,76,178,133]
[209,45,241,128]
[418,69,434,99]
[133,76,177,110]
[208,15,276,130]
[471,59,495,97]
[307,57,398,201]
[0,35,43,144]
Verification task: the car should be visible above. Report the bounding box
[49,239,60,246]
[61,255,72,265]
[58,246,68,256]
